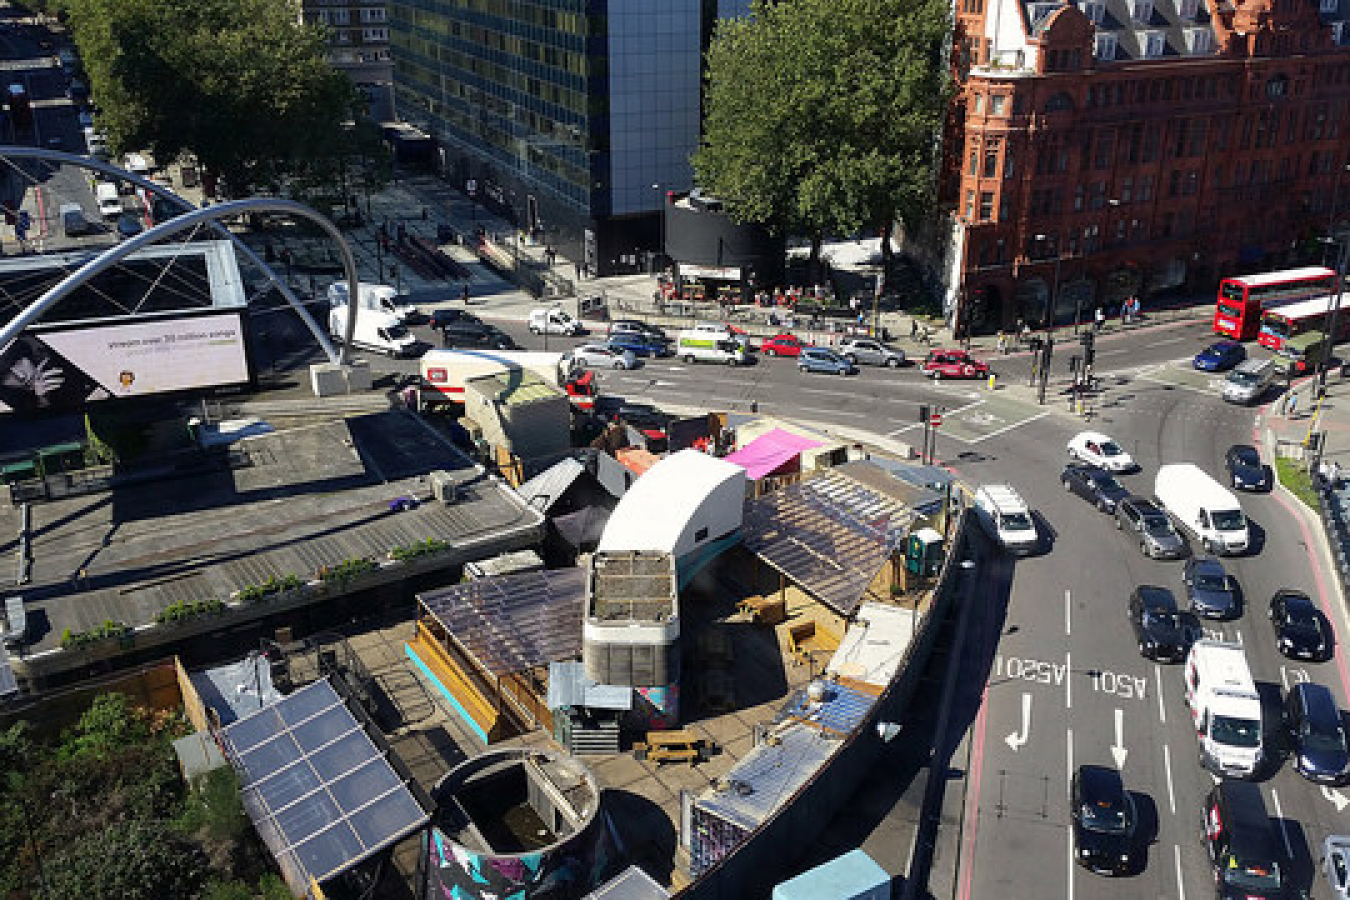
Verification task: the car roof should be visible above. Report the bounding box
[1077,764,1125,803]
[1136,585,1177,610]
[1075,430,1110,442]
[1192,556,1225,574]
[1291,680,1338,715]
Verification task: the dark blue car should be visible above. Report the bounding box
[1194,340,1247,372]
[606,332,668,358]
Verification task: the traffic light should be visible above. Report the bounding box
[917,404,930,424]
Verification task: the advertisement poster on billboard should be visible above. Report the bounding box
[0,312,249,413]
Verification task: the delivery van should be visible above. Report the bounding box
[329,307,420,358]
[1185,639,1263,778]
[1154,463,1249,555]
[529,307,585,336]
[327,281,420,324]
[95,182,122,219]
[973,483,1039,555]
[676,328,750,365]
[1222,358,1277,405]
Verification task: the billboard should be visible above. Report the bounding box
[0,312,250,413]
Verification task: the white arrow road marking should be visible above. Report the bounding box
[1323,785,1350,812]
[1005,692,1032,752]
[1111,708,1128,769]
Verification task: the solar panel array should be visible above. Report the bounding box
[419,567,587,675]
[741,469,915,617]
[221,679,430,895]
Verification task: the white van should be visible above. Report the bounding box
[529,307,584,336]
[95,182,121,218]
[328,307,420,358]
[1222,358,1277,405]
[1154,463,1248,555]
[327,281,420,324]
[676,329,750,365]
[1184,639,1263,778]
[973,484,1039,555]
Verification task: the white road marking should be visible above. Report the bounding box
[1270,789,1293,858]
[966,409,1052,443]
[1064,589,1072,637]
[797,386,857,398]
[1067,732,1076,900]
[1065,651,1073,709]
[1173,844,1187,900]
[1111,709,1128,768]
[1281,666,1289,691]
[1155,664,1166,724]
[1323,785,1350,812]
[1163,743,1176,815]
[1005,692,1032,752]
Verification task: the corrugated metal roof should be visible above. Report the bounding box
[517,456,585,513]
[583,865,670,899]
[776,680,877,736]
[419,568,586,676]
[693,722,838,832]
[741,469,915,617]
[546,661,633,711]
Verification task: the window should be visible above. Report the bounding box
[1045,92,1073,112]
[1081,0,1105,20]
[1121,176,1133,202]
[969,150,978,176]
[1178,0,1199,17]
[1324,0,1339,12]
[1096,33,1117,60]
[1267,74,1289,98]
[1334,22,1345,45]
[1074,184,1085,211]
[1169,170,1181,196]
[1183,170,1198,195]
[1095,131,1114,168]
[1187,28,1211,54]
[984,147,999,178]
[1090,182,1107,208]
[695,526,709,542]
[1004,144,1017,178]
[965,190,975,218]
[1143,31,1166,57]
[991,95,1007,115]
[979,192,995,220]
[1133,0,1153,22]
[1139,175,1154,202]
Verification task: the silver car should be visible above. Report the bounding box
[838,337,906,368]
[1115,496,1186,559]
[569,343,636,370]
[1324,834,1350,899]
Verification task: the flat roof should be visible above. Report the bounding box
[588,551,676,623]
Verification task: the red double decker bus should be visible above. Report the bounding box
[1214,266,1336,340]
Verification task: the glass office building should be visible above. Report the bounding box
[390,0,704,275]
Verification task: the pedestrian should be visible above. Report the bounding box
[462,284,470,305]
[1288,390,1299,418]
[1018,319,1029,345]
[1094,306,1105,333]
[574,261,582,280]
[996,331,1008,355]
[911,318,920,340]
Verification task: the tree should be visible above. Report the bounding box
[695,0,952,279]
[64,0,357,194]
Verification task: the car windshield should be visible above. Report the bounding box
[1100,441,1124,457]
[1302,725,1346,756]
[385,324,409,340]
[1000,512,1033,531]
[1142,609,1178,629]
[1143,516,1174,537]
[1211,715,1261,747]
[1222,858,1282,891]
[1080,799,1129,834]
[1090,472,1122,491]
[1233,447,1260,466]
[1229,370,1257,385]
[1212,510,1246,531]
[1193,568,1228,591]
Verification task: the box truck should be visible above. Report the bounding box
[419,348,596,410]
[973,483,1039,555]
[1154,463,1249,555]
[327,281,421,324]
[676,328,750,365]
[328,307,420,357]
[1184,639,1263,778]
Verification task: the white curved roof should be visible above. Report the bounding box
[599,449,744,555]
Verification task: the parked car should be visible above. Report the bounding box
[571,343,636,370]
[1070,764,1137,875]
[606,331,668,358]
[1270,589,1331,661]
[761,333,809,357]
[1129,585,1200,662]
[922,348,990,380]
[797,347,856,376]
[114,212,143,239]
[1067,430,1135,472]
[838,337,906,368]
[1324,834,1350,900]
[429,308,482,331]
[1285,682,1350,785]
[1116,496,1187,559]
[608,319,668,342]
[1194,340,1247,372]
[1061,463,1130,514]
[1226,443,1270,492]
[1184,555,1240,619]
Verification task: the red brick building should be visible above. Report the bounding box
[943,0,1350,332]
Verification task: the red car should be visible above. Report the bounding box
[921,348,990,379]
[760,333,808,357]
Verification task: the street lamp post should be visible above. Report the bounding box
[1035,233,1062,334]
[652,183,664,274]
[1316,234,1350,397]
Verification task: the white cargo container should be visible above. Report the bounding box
[1154,463,1248,555]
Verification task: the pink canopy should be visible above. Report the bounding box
[724,428,824,481]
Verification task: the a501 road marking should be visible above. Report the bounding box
[996,655,1066,686]
[1089,670,1148,701]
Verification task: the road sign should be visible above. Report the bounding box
[930,413,943,426]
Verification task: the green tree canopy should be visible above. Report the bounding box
[64,0,356,193]
[695,0,952,270]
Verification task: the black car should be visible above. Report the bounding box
[1226,444,1270,492]
[1128,585,1200,662]
[608,319,668,342]
[440,324,518,350]
[1183,556,1240,619]
[1061,463,1130,514]
[1285,682,1350,785]
[429,308,481,331]
[1071,764,1137,875]
[1270,589,1331,661]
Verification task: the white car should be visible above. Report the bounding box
[1067,431,1135,472]
[570,343,636,370]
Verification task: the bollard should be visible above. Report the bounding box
[987,373,997,391]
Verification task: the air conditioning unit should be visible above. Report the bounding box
[429,469,460,505]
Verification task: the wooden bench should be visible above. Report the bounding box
[633,728,706,765]
[737,593,786,626]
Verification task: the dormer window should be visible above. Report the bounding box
[1177,0,1199,19]
[1334,20,1346,43]
[1325,0,1340,13]
[1080,0,1106,22]
[1132,0,1153,23]
[1143,30,1166,55]
[1186,27,1211,53]
[1095,33,1117,58]
[1030,1,1061,28]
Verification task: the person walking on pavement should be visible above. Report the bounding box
[1287,390,1299,419]
[461,284,471,306]
[997,331,1008,355]
[1094,306,1105,333]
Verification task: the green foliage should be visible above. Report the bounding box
[175,767,248,845]
[156,597,225,625]
[64,0,357,193]
[44,820,209,900]
[202,881,256,900]
[696,0,952,253]
[59,618,130,650]
[60,692,149,759]
[390,537,449,562]
[317,556,378,586]
[236,573,306,604]
[1276,456,1318,508]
